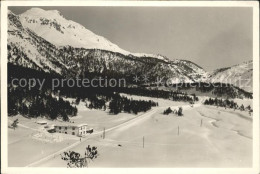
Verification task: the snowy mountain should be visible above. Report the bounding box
[7,8,253,93]
[19,8,167,61]
[8,8,207,84]
[19,8,129,55]
[8,10,68,74]
[208,61,253,92]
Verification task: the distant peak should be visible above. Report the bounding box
[21,8,63,18]
[23,8,46,14]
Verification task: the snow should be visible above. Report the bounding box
[6,8,255,168]
[8,18,64,74]
[209,61,253,92]
[18,8,170,62]
[32,104,252,168]
[9,8,253,86]
[9,8,211,83]
[20,8,129,55]
[20,8,62,19]
[8,96,252,167]
[8,115,77,167]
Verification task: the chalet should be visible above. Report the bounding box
[36,120,47,125]
[54,123,93,137]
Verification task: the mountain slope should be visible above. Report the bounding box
[8,8,207,84]
[19,8,168,61]
[8,10,69,75]
[19,8,130,56]
[208,61,253,92]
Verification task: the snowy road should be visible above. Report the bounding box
[25,107,160,167]
[26,103,201,167]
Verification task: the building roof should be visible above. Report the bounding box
[76,124,88,127]
[36,120,47,124]
[54,123,88,128]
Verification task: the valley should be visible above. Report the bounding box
[8,95,252,167]
[6,7,254,169]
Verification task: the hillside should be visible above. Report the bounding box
[208,61,253,92]
[8,8,207,84]
[7,8,253,93]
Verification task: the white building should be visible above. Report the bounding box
[54,123,93,137]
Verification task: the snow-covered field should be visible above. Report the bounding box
[8,100,145,167]
[8,96,253,168]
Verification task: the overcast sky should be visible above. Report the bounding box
[10,6,253,71]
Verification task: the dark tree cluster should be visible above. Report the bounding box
[75,92,158,114]
[118,87,199,103]
[204,97,238,109]
[117,87,171,99]
[204,97,252,112]
[7,64,196,120]
[8,87,77,121]
[74,97,81,105]
[168,82,252,99]
[87,96,106,110]
[109,93,158,115]
[163,107,173,115]
[163,107,183,116]
[172,92,198,102]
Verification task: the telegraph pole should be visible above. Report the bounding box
[143,136,144,148]
[103,128,105,139]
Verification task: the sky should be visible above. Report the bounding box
[10,6,253,71]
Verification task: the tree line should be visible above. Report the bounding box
[167,82,253,99]
[75,93,158,115]
[7,64,200,120]
[204,97,252,112]
[117,87,199,103]
[109,93,158,115]
[8,87,77,121]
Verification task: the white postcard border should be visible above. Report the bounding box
[1,1,259,174]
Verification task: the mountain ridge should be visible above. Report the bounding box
[19,8,170,61]
[7,8,252,92]
[208,60,253,92]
